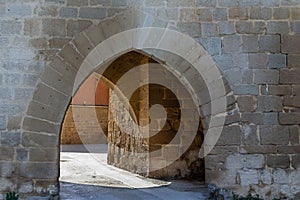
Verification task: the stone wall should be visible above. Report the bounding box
[0,0,300,199]
[60,105,108,144]
[107,56,205,179]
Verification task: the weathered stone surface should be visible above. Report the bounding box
[253,69,279,84]
[279,113,300,125]
[20,162,58,179]
[280,68,300,84]
[237,96,256,112]
[267,155,290,169]
[260,125,289,145]
[259,35,280,53]
[42,19,66,37]
[282,35,300,54]
[0,1,299,199]
[79,7,107,19]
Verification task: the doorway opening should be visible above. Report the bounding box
[59,51,206,199]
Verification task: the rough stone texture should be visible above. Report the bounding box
[0,1,299,199]
[61,106,108,144]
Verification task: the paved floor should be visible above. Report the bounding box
[60,144,209,200]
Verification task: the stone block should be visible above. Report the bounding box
[222,35,241,53]
[22,132,58,148]
[29,148,58,162]
[273,8,290,19]
[90,0,112,6]
[284,96,300,108]
[261,0,280,6]
[37,5,58,17]
[242,35,258,53]
[237,96,257,112]
[236,21,265,34]
[0,147,14,161]
[42,19,65,37]
[291,22,300,34]
[261,85,292,96]
[0,178,13,191]
[242,154,265,169]
[201,22,218,37]
[177,22,201,38]
[6,3,32,17]
[280,68,300,84]
[267,155,290,169]
[58,44,84,70]
[1,131,20,147]
[0,88,13,100]
[16,148,29,161]
[248,53,268,69]
[250,7,272,20]
[45,0,65,3]
[279,113,300,125]
[292,8,300,20]
[112,0,127,6]
[273,169,289,184]
[233,84,259,95]
[287,54,300,68]
[289,125,300,145]
[167,0,195,7]
[79,7,107,19]
[253,69,279,84]
[216,125,241,146]
[213,8,227,21]
[27,101,63,123]
[281,0,300,6]
[23,117,60,134]
[241,124,259,145]
[198,37,221,56]
[0,115,6,130]
[67,0,88,6]
[241,112,264,125]
[267,21,289,34]
[212,54,233,71]
[0,162,16,177]
[20,162,58,179]
[145,0,166,6]
[59,7,78,18]
[218,21,235,35]
[268,54,286,69]
[30,38,48,49]
[217,0,239,7]
[67,19,93,37]
[282,35,300,54]
[49,37,71,49]
[260,125,289,145]
[197,0,217,7]
[292,155,300,169]
[259,35,280,53]
[260,169,272,185]
[239,170,259,186]
[14,88,34,101]
[32,82,70,110]
[257,96,282,112]
[197,8,213,22]
[0,20,22,35]
[229,7,248,20]
[24,19,41,36]
[293,85,300,96]
[240,145,277,154]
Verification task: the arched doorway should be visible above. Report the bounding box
[22,10,230,197]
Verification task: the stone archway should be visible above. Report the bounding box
[22,10,231,196]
